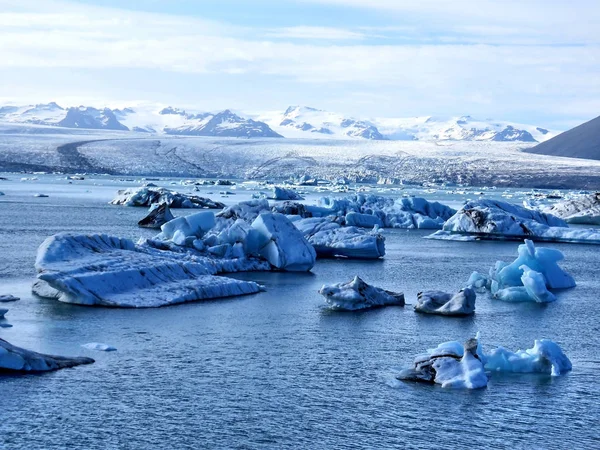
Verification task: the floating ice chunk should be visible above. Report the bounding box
[0,191,4,196]
[319,276,404,310]
[138,203,175,229]
[520,265,557,303]
[345,212,383,228]
[0,338,94,372]
[415,288,476,316]
[0,308,7,319]
[34,233,267,307]
[34,193,49,198]
[0,295,20,302]
[160,211,216,242]
[495,240,575,290]
[217,199,271,222]
[271,186,304,201]
[295,217,385,259]
[485,339,571,376]
[543,193,600,225]
[467,272,489,290]
[397,337,488,389]
[111,187,225,209]
[251,213,316,271]
[82,343,117,352]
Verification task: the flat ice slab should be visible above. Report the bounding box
[0,338,94,372]
[319,276,404,310]
[0,295,19,302]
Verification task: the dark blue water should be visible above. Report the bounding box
[1,179,599,449]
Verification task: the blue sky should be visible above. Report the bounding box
[1,0,599,129]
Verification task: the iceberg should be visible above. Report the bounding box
[270,186,304,201]
[251,213,316,271]
[110,187,225,209]
[485,339,572,376]
[0,308,7,319]
[428,199,600,244]
[543,193,600,225]
[0,338,94,372]
[34,233,266,307]
[159,211,216,241]
[0,294,19,302]
[82,342,117,352]
[318,276,404,310]
[397,337,488,389]
[414,288,476,316]
[138,203,175,229]
[295,217,385,259]
[314,194,455,229]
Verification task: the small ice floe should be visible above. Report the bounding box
[34,193,49,198]
[427,199,600,244]
[469,239,574,303]
[0,295,19,302]
[397,336,488,389]
[319,276,404,310]
[270,186,304,201]
[0,338,94,372]
[543,192,600,225]
[0,308,7,319]
[0,191,4,196]
[111,187,225,209]
[138,203,175,229]
[82,342,117,352]
[414,288,476,316]
[397,336,571,389]
[485,339,572,376]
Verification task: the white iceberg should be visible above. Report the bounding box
[295,217,385,259]
[414,288,476,316]
[318,276,404,310]
[428,199,600,244]
[110,187,225,209]
[270,186,304,201]
[82,342,117,352]
[485,339,572,376]
[0,338,94,372]
[138,203,175,229]
[397,337,488,389]
[34,233,266,307]
[251,213,316,271]
[543,192,600,225]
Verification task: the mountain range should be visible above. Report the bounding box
[0,102,555,142]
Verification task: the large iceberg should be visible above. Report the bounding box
[110,187,225,209]
[294,217,385,259]
[314,194,455,229]
[428,199,600,244]
[318,276,405,310]
[414,288,476,316]
[542,192,600,225]
[397,337,488,389]
[251,213,316,271]
[0,338,94,372]
[34,233,267,307]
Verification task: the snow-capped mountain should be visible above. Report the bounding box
[374,115,551,142]
[260,106,386,140]
[0,103,282,138]
[0,102,555,142]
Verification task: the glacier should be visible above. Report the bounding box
[318,276,405,310]
[1,338,94,372]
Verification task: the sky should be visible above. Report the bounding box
[1,0,599,129]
